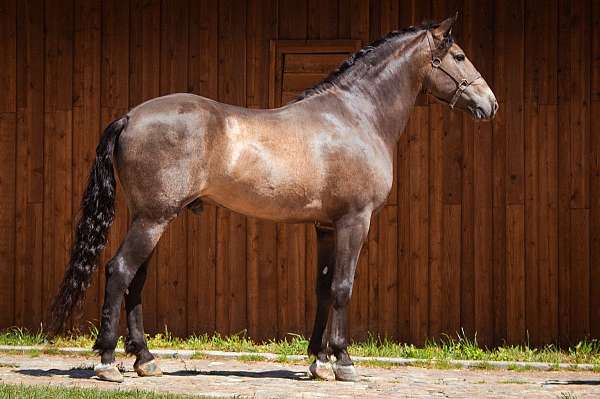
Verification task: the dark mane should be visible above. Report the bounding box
[292,21,453,102]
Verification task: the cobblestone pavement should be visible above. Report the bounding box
[1,353,599,398]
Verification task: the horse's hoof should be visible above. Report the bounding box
[134,359,163,377]
[94,363,124,383]
[308,359,335,381]
[332,363,360,382]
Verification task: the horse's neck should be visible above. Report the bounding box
[323,32,429,147]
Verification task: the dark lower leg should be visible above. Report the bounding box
[93,257,130,364]
[330,304,352,365]
[93,219,166,364]
[124,259,154,366]
[328,214,369,367]
[308,228,335,361]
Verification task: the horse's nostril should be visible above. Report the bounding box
[493,101,499,114]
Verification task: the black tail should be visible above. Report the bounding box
[48,116,128,335]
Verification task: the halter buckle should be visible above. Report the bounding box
[458,79,469,89]
[431,57,442,68]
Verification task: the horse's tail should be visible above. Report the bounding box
[48,116,128,335]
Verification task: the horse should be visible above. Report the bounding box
[49,14,497,383]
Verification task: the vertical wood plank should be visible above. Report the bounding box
[567,0,591,343]
[43,0,73,322]
[278,0,307,39]
[506,205,525,344]
[71,0,102,331]
[461,110,475,339]
[396,119,410,342]
[428,104,443,340]
[308,0,338,39]
[557,0,572,344]
[591,103,600,338]
[466,0,495,347]
[590,0,600,339]
[524,101,540,345]
[217,0,247,335]
[0,0,16,113]
[570,209,590,341]
[442,204,461,335]
[409,106,429,345]
[0,0,16,328]
[491,0,511,345]
[0,113,16,328]
[15,0,44,330]
[187,0,218,337]
[537,105,558,344]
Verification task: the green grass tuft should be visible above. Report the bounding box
[237,354,266,362]
[3,327,600,369]
[0,383,230,399]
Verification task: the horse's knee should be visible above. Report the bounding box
[331,281,352,309]
[106,257,136,291]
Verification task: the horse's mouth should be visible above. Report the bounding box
[468,104,493,121]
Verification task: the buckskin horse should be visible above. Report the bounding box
[49,15,497,382]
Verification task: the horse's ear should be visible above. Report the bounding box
[433,12,458,38]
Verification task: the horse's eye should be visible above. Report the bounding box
[454,54,465,62]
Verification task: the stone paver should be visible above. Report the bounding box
[1,353,599,398]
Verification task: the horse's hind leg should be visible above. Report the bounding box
[124,258,162,377]
[307,226,335,380]
[93,216,170,382]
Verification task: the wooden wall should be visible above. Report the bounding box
[0,0,598,347]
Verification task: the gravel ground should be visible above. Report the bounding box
[1,353,599,398]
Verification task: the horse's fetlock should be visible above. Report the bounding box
[124,336,147,355]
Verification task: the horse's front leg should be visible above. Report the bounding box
[307,226,336,380]
[124,258,162,377]
[328,211,370,381]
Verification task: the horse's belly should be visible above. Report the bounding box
[205,175,328,223]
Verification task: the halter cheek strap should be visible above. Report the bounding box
[426,32,481,109]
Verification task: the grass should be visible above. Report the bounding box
[0,383,230,399]
[558,393,578,399]
[2,327,600,368]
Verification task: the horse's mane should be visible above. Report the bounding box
[293,21,454,102]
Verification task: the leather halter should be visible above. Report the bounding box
[426,31,481,109]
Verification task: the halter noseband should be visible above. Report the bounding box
[426,31,481,109]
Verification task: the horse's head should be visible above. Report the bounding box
[423,15,498,120]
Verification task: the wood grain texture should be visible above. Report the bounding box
[72,0,102,331]
[0,0,597,347]
[14,0,44,330]
[0,0,16,328]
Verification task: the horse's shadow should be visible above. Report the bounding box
[543,379,600,386]
[165,369,310,381]
[15,367,309,381]
[17,368,95,380]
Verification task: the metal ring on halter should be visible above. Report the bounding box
[431,57,442,68]
[449,79,472,109]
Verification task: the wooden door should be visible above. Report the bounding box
[269,40,362,107]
